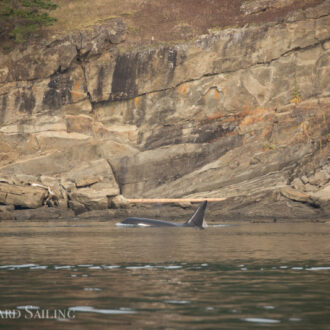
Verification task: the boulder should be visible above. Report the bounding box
[69,182,119,212]
[0,182,48,209]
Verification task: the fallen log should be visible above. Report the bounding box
[127,198,226,203]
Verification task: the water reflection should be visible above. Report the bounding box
[0,221,329,328]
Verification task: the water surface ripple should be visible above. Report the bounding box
[0,221,329,329]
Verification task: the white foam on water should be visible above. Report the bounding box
[162,265,183,270]
[16,305,40,310]
[68,306,136,314]
[164,300,190,304]
[243,317,280,324]
[124,264,185,270]
[306,267,330,271]
[30,266,48,270]
[54,266,72,270]
[126,265,153,270]
[263,305,275,309]
[83,288,102,291]
[0,264,38,269]
[102,265,120,269]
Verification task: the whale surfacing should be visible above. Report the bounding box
[121,201,207,229]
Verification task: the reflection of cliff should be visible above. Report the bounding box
[0,2,329,220]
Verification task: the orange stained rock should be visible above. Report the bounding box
[207,112,223,120]
[177,84,189,95]
[134,96,141,107]
[71,80,84,102]
[240,107,274,127]
[203,87,220,100]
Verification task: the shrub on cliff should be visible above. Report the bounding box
[0,0,58,43]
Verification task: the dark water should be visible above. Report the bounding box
[0,220,330,329]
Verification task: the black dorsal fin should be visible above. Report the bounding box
[185,201,207,228]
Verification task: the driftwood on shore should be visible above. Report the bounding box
[127,198,226,203]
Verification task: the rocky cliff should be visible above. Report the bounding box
[0,1,329,221]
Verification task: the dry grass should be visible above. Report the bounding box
[38,0,327,44]
[48,0,142,33]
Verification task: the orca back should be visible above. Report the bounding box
[120,200,208,228]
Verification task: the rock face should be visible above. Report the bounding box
[0,182,48,209]
[0,3,329,220]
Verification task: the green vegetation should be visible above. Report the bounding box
[264,140,276,151]
[290,73,302,104]
[0,0,58,43]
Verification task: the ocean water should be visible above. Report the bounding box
[0,220,329,329]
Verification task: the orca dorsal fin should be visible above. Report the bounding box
[185,201,207,228]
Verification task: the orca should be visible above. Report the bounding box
[121,201,207,229]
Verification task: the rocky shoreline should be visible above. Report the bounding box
[0,1,329,221]
[1,161,329,221]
